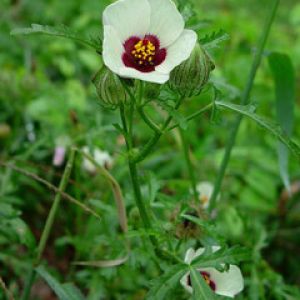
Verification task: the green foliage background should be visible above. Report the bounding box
[0,0,300,299]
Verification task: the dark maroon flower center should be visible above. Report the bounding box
[122,35,167,73]
[187,271,216,291]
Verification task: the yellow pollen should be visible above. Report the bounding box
[203,274,211,285]
[200,195,209,204]
[132,39,156,65]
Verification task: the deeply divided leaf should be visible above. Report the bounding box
[10,24,102,52]
[216,101,300,162]
[146,264,188,300]
[191,246,251,270]
[200,30,230,50]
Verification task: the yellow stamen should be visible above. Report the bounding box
[132,39,156,65]
[200,195,209,204]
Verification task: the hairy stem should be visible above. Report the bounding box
[138,106,161,133]
[168,102,213,131]
[209,0,280,211]
[120,105,159,249]
[134,97,184,163]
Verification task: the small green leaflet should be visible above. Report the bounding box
[158,100,188,130]
[146,264,188,300]
[268,52,296,194]
[36,266,85,300]
[190,267,219,300]
[10,24,102,52]
[200,30,230,50]
[215,101,300,162]
[191,246,251,271]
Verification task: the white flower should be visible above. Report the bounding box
[82,146,113,173]
[52,136,70,167]
[196,181,219,209]
[53,146,66,167]
[180,247,244,298]
[102,0,197,84]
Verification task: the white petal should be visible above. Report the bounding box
[180,272,193,294]
[197,182,214,197]
[103,25,124,74]
[193,247,205,258]
[94,149,113,167]
[155,29,197,74]
[193,246,220,260]
[197,181,214,208]
[119,67,169,84]
[82,147,96,173]
[184,248,196,264]
[212,246,221,253]
[196,181,221,209]
[103,0,150,42]
[147,0,184,48]
[201,266,244,298]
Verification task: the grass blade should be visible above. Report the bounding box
[269,52,296,193]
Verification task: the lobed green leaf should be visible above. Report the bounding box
[146,264,188,300]
[200,30,230,50]
[215,101,300,162]
[10,24,102,52]
[191,246,251,270]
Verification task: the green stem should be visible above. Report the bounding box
[179,128,198,202]
[127,160,153,231]
[119,92,182,263]
[168,102,213,131]
[21,148,76,300]
[209,0,280,212]
[119,105,158,248]
[134,97,184,163]
[137,106,161,133]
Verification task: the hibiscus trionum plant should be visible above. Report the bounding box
[102,0,197,83]
[10,0,300,298]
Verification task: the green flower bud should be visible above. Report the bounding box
[92,66,128,109]
[169,43,215,98]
